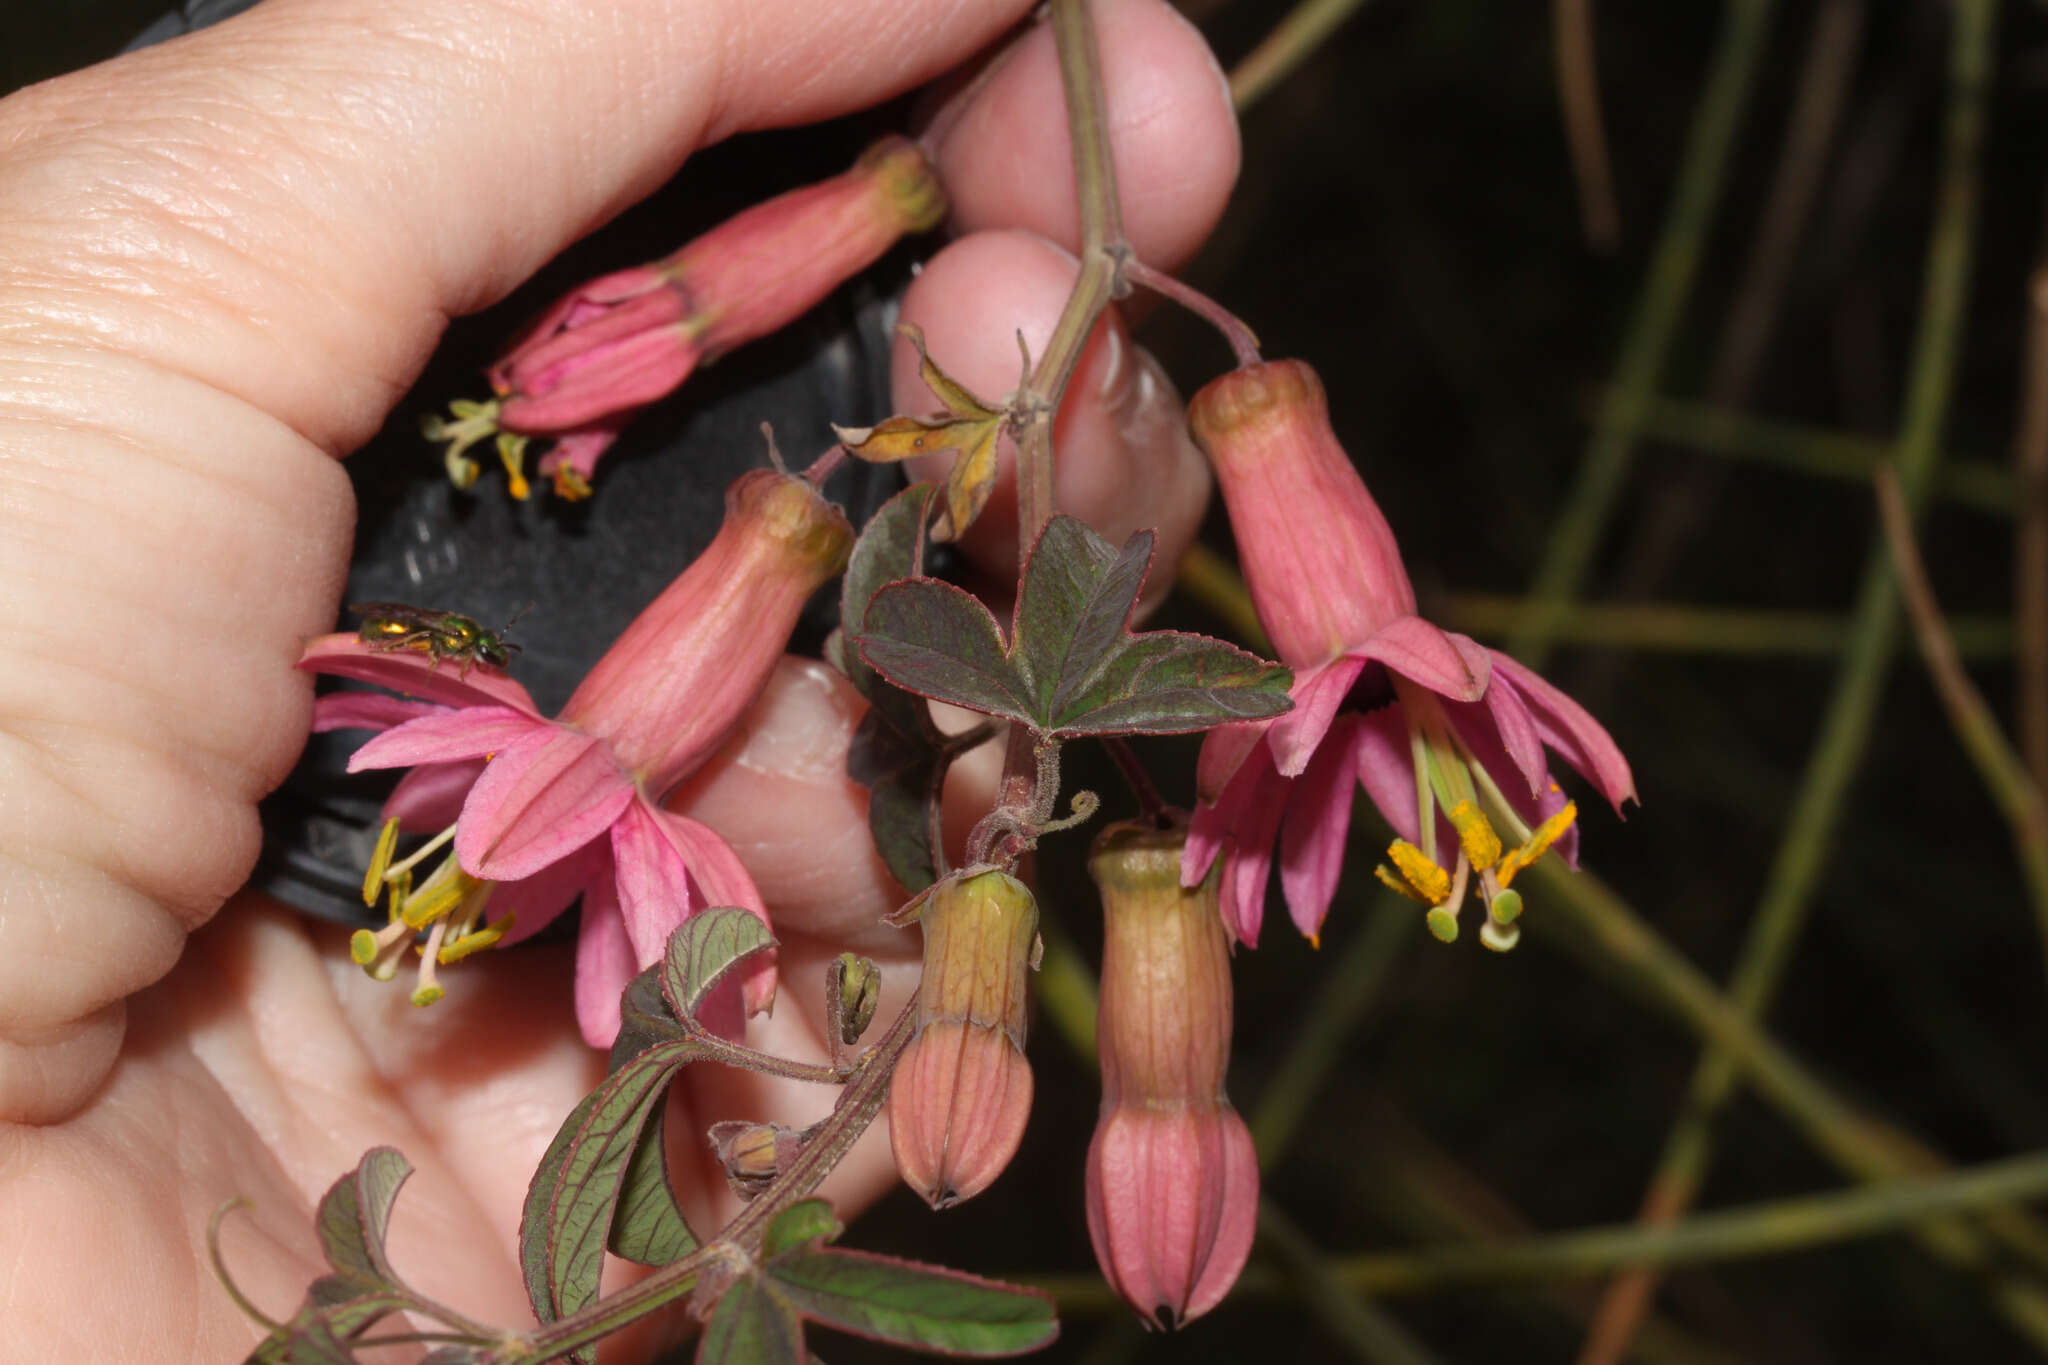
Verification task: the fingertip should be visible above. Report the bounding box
[927,0,1239,269]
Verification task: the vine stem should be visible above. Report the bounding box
[1875,465,2048,972]
[980,0,1127,845]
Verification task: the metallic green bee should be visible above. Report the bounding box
[350,601,521,674]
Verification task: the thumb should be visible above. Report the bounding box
[0,0,1032,1122]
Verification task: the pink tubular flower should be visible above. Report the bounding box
[1087,820,1257,1330]
[301,470,853,1045]
[887,869,1037,1210]
[1181,361,1636,951]
[431,136,946,500]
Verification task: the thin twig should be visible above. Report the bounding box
[1554,0,1621,250]
[1875,464,2048,969]
[1250,894,1414,1165]
[1585,4,1996,1358]
[1258,1203,1448,1365]
[1439,595,2014,658]
[1509,0,1778,666]
[1607,392,2017,516]
[1228,0,1376,114]
[2016,266,2048,791]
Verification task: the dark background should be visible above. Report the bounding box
[10,2,2048,1362]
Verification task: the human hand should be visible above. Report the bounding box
[0,0,1234,1355]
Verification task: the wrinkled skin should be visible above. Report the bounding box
[0,0,1234,1356]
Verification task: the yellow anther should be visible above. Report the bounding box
[1386,840,1451,905]
[553,466,594,501]
[496,433,532,501]
[1446,800,1501,872]
[1375,865,1435,905]
[400,866,481,929]
[1498,802,1579,887]
[438,914,514,963]
[363,818,401,907]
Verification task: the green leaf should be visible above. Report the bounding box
[867,751,939,894]
[696,1275,806,1365]
[314,1148,412,1291]
[859,515,1294,739]
[663,909,778,1025]
[767,1249,1058,1356]
[520,1041,699,1345]
[841,485,940,734]
[764,1199,844,1258]
[1010,516,1137,710]
[609,1103,695,1267]
[1044,629,1294,735]
[611,964,690,1067]
[858,578,1035,724]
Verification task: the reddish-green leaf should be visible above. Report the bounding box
[859,516,1292,739]
[764,1199,844,1258]
[858,577,1034,724]
[767,1249,1058,1356]
[314,1148,411,1291]
[609,1103,694,1267]
[663,909,777,1025]
[696,1275,806,1365]
[520,1041,699,1343]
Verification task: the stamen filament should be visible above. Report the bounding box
[385,823,458,881]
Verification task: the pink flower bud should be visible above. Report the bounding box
[1190,359,1415,669]
[491,136,946,442]
[561,470,852,795]
[888,870,1037,1209]
[1086,821,1258,1329]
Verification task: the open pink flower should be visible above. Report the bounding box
[1182,361,1636,951]
[429,137,945,500]
[303,470,853,1045]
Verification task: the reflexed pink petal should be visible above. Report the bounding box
[608,801,773,1035]
[1194,717,1276,803]
[1470,670,1547,797]
[1185,742,1268,891]
[607,799,699,965]
[456,726,637,882]
[1352,706,1421,846]
[1279,716,1360,940]
[298,634,542,714]
[573,869,638,1048]
[492,842,604,946]
[1266,655,1366,778]
[1355,616,1490,702]
[1220,760,1289,948]
[347,705,550,773]
[383,759,485,831]
[535,424,623,483]
[313,692,438,734]
[1488,652,1636,812]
